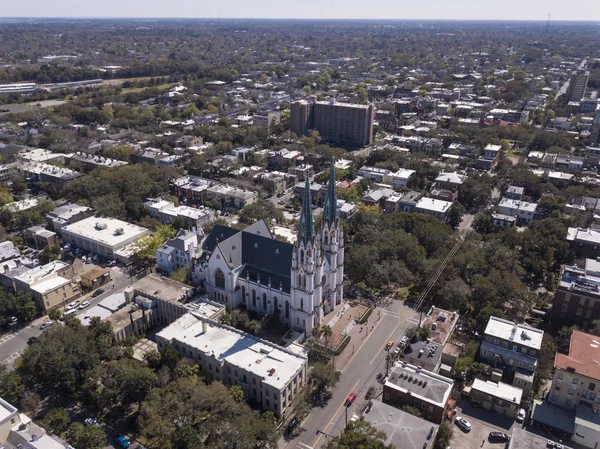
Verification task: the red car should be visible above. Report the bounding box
[345,392,357,406]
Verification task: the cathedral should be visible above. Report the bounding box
[196,161,344,335]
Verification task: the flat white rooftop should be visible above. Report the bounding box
[567,227,600,244]
[62,216,149,248]
[157,313,306,390]
[472,379,522,404]
[0,397,17,423]
[484,316,543,350]
[13,260,69,286]
[30,276,71,295]
[416,197,452,213]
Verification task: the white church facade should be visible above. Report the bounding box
[194,162,344,335]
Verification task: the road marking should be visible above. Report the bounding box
[297,443,314,449]
[313,378,360,448]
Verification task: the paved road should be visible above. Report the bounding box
[284,301,418,449]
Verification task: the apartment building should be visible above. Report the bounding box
[383,362,454,424]
[20,162,83,188]
[156,313,308,417]
[46,203,94,236]
[385,190,424,214]
[469,379,523,418]
[567,70,590,102]
[415,197,453,222]
[498,198,538,224]
[566,228,600,259]
[12,260,79,311]
[551,260,600,330]
[145,198,215,229]
[290,99,375,147]
[480,316,543,373]
[206,184,258,210]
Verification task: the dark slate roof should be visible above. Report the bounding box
[241,231,292,293]
[203,225,238,253]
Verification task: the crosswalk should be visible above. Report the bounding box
[1,350,21,366]
[295,443,314,449]
[0,331,18,345]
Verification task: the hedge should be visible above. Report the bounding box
[357,306,374,325]
[334,335,351,356]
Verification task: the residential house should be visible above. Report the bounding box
[157,229,203,276]
[491,213,517,232]
[498,198,538,224]
[385,190,424,214]
[566,227,600,259]
[46,203,94,236]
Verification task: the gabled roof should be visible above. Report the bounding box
[203,225,238,253]
[241,231,292,279]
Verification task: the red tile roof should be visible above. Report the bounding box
[554,330,600,381]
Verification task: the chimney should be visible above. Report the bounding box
[202,320,207,333]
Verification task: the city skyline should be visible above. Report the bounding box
[1,0,599,21]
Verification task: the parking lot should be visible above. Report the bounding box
[450,400,521,449]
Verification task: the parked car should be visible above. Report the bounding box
[345,392,357,406]
[79,301,91,309]
[66,300,81,310]
[84,417,100,426]
[64,243,71,252]
[92,288,105,298]
[107,259,116,267]
[115,435,132,448]
[400,336,409,346]
[489,432,510,443]
[27,336,38,345]
[40,320,53,330]
[365,386,376,401]
[394,346,402,354]
[455,417,472,432]
[7,316,17,325]
[92,254,99,262]
[81,255,87,263]
[517,408,526,423]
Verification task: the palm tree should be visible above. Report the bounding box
[321,325,333,347]
[311,325,323,341]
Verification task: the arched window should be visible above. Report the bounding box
[214,268,225,289]
[262,293,267,311]
[285,301,290,319]
[297,273,302,288]
[322,275,327,287]
[252,290,257,307]
[300,297,304,310]
[324,232,329,245]
[273,297,278,312]
[241,286,246,304]
[300,249,304,264]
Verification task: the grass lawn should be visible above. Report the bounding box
[121,83,174,93]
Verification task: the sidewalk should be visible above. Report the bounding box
[334,308,382,372]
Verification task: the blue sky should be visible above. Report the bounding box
[1,0,599,21]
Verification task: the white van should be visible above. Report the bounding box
[62,308,78,319]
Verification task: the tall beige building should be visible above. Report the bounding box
[290,99,374,147]
[567,70,589,102]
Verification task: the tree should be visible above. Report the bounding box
[447,203,465,229]
[433,422,453,449]
[230,385,245,402]
[170,267,190,284]
[321,325,333,347]
[12,177,27,197]
[324,420,393,449]
[134,225,176,262]
[45,408,70,433]
[67,422,107,449]
[310,362,341,392]
[0,366,25,406]
[38,243,61,264]
[401,405,422,417]
[239,200,285,225]
[160,345,180,370]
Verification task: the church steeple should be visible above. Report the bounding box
[298,177,315,243]
[322,159,338,225]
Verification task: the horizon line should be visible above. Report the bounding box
[0,17,599,22]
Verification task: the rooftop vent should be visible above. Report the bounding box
[95,222,107,230]
[268,368,276,376]
[115,227,124,235]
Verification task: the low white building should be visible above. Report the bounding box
[415,197,453,222]
[387,168,416,188]
[61,217,150,262]
[498,198,538,224]
[156,313,308,417]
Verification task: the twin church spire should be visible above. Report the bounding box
[298,159,338,244]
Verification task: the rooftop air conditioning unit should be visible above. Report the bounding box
[115,228,124,235]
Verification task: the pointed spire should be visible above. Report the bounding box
[299,177,315,243]
[323,159,338,225]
